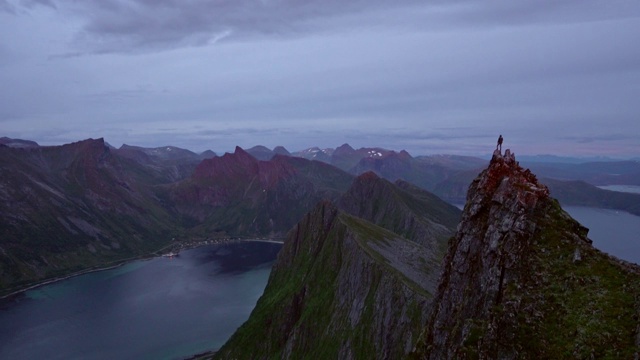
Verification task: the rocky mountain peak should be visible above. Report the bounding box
[354,170,380,183]
[466,149,550,218]
[334,143,355,155]
[52,138,111,169]
[232,145,254,161]
[398,149,412,159]
[273,145,291,156]
[415,148,640,359]
[193,146,258,180]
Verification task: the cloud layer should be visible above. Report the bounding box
[1,0,639,156]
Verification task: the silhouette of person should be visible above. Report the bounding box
[497,135,503,152]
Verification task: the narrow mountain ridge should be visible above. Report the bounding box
[214,169,461,359]
[214,201,437,359]
[415,149,640,359]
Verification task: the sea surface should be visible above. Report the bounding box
[0,241,282,360]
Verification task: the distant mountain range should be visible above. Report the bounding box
[1,137,639,293]
[0,139,177,291]
[247,142,640,215]
[0,139,353,292]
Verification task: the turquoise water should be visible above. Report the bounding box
[0,241,281,360]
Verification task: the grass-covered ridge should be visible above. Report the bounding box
[511,199,640,358]
[214,201,438,359]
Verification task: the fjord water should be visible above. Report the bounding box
[0,241,281,360]
[563,206,640,265]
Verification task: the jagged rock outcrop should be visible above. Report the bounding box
[415,149,640,359]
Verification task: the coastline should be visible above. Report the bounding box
[0,237,285,300]
[0,263,128,300]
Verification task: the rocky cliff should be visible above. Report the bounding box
[415,149,640,359]
[215,173,460,359]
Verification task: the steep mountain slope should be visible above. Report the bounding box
[215,173,460,359]
[215,202,437,360]
[0,139,176,292]
[414,149,640,359]
[339,172,460,252]
[170,147,354,237]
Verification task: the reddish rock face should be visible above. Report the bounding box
[171,146,354,236]
[469,149,550,215]
[193,146,296,190]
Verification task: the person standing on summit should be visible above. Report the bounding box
[497,135,503,152]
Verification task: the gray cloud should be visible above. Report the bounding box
[36,0,400,53]
[9,0,639,54]
[21,0,55,9]
[560,134,639,144]
[1,0,639,157]
[0,0,14,13]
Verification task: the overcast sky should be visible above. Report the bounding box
[1,0,639,157]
